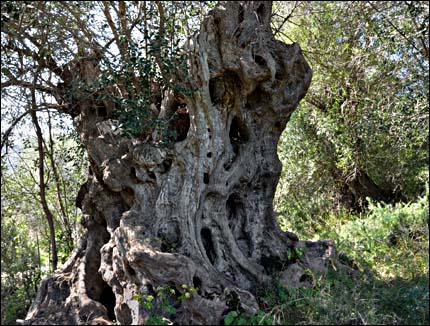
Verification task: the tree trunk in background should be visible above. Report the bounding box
[30,79,58,273]
[23,2,337,325]
[313,121,393,211]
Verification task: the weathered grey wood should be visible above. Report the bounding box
[23,2,337,325]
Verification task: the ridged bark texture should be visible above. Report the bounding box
[23,2,337,325]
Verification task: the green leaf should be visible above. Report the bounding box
[224,311,238,325]
[146,315,168,326]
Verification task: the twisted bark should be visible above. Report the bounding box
[23,2,337,325]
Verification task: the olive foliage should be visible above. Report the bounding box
[274,1,429,228]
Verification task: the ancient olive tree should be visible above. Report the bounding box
[2,1,337,324]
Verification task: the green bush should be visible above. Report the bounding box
[273,190,429,325]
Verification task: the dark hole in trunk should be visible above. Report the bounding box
[193,276,202,295]
[226,194,240,228]
[209,71,242,107]
[97,105,107,117]
[99,282,116,321]
[124,260,136,277]
[225,289,240,310]
[118,303,132,325]
[169,103,190,142]
[161,158,172,173]
[254,55,266,67]
[256,3,265,23]
[130,167,143,184]
[203,173,210,184]
[238,5,244,23]
[174,109,190,142]
[121,187,135,210]
[201,228,216,264]
[300,274,313,283]
[229,116,249,155]
[260,255,284,274]
[209,77,225,105]
[75,181,89,209]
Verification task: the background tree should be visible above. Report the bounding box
[1,161,42,326]
[1,122,86,324]
[273,1,429,228]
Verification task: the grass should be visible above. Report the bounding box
[237,191,430,325]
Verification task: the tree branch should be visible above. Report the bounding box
[102,2,125,59]
[2,34,72,82]
[273,1,299,37]
[1,104,63,153]
[366,1,425,60]
[1,110,30,152]
[30,69,58,272]
[1,77,54,94]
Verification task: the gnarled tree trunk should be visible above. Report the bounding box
[23,2,336,325]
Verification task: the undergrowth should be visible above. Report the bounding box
[227,191,429,325]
